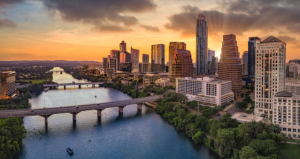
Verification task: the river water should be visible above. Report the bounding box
[17,68,219,159]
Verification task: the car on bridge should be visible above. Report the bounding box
[30,109,34,112]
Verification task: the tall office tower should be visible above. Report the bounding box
[254,36,286,118]
[131,47,139,73]
[0,71,16,99]
[208,50,215,61]
[218,34,242,97]
[208,56,216,75]
[169,42,186,76]
[215,57,219,75]
[142,54,149,63]
[151,44,165,72]
[110,50,120,71]
[120,52,131,63]
[120,41,126,52]
[102,57,108,74]
[242,51,248,75]
[207,50,216,75]
[172,50,193,78]
[196,13,208,75]
[108,57,118,72]
[248,37,261,77]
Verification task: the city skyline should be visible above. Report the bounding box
[1,0,300,62]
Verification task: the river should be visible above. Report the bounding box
[17,68,219,159]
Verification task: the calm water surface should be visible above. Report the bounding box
[17,68,219,159]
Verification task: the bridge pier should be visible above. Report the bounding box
[137,103,143,111]
[79,85,81,89]
[72,113,78,122]
[97,109,103,119]
[119,106,124,114]
[92,84,95,88]
[41,115,52,126]
[98,84,101,87]
[64,85,66,90]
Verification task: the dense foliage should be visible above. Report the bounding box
[103,81,172,98]
[156,92,285,159]
[14,66,53,84]
[0,91,31,109]
[0,117,26,159]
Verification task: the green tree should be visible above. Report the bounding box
[235,101,248,110]
[177,109,186,119]
[239,146,258,159]
[215,129,236,158]
[220,113,239,128]
[187,100,198,109]
[185,123,197,137]
[192,131,206,144]
[195,116,208,132]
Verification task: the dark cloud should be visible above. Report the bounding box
[91,25,132,33]
[43,0,156,32]
[0,0,23,7]
[165,1,300,39]
[140,24,159,32]
[0,19,17,28]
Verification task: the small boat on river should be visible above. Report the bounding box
[66,147,74,155]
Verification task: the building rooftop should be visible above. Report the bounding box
[274,91,293,97]
[177,77,231,84]
[260,36,282,43]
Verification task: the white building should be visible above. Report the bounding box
[176,77,234,106]
[254,36,286,118]
[273,91,300,139]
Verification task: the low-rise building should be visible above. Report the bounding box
[155,78,170,87]
[176,77,234,106]
[273,91,300,139]
[0,71,16,99]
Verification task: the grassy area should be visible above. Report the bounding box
[286,138,300,143]
[20,79,46,84]
[279,143,300,159]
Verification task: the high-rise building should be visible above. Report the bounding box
[176,77,234,106]
[218,34,242,97]
[272,91,300,139]
[207,50,216,75]
[142,54,149,63]
[208,56,216,75]
[215,57,219,75]
[120,41,126,52]
[196,14,208,75]
[248,37,261,77]
[172,50,193,78]
[131,47,139,73]
[0,71,16,99]
[208,50,215,62]
[110,50,120,71]
[151,44,165,72]
[120,52,131,63]
[169,42,186,76]
[254,36,286,118]
[107,57,118,73]
[103,57,108,74]
[242,51,248,75]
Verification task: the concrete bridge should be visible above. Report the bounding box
[43,82,104,89]
[0,95,162,125]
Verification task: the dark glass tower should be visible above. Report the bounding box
[196,14,208,75]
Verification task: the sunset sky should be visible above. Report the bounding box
[0,0,300,62]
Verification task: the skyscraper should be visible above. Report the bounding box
[0,71,16,99]
[248,37,261,77]
[169,42,186,76]
[103,57,108,74]
[254,36,286,118]
[142,54,149,63]
[120,41,126,52]
[172,50,193,78]
[120,52,131,63]
[110,50,120,71]
[131,47,139,73]
[242,51,248,75]
[218,34,242,97]
[208,50,215,61]
[151,44,165,72]
[196,14,208,75]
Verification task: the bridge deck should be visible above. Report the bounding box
[0,95,162,118]
[43,82,104,87]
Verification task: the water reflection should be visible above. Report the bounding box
[16,68,219,159]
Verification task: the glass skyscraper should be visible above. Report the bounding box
[196,14,208,75]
